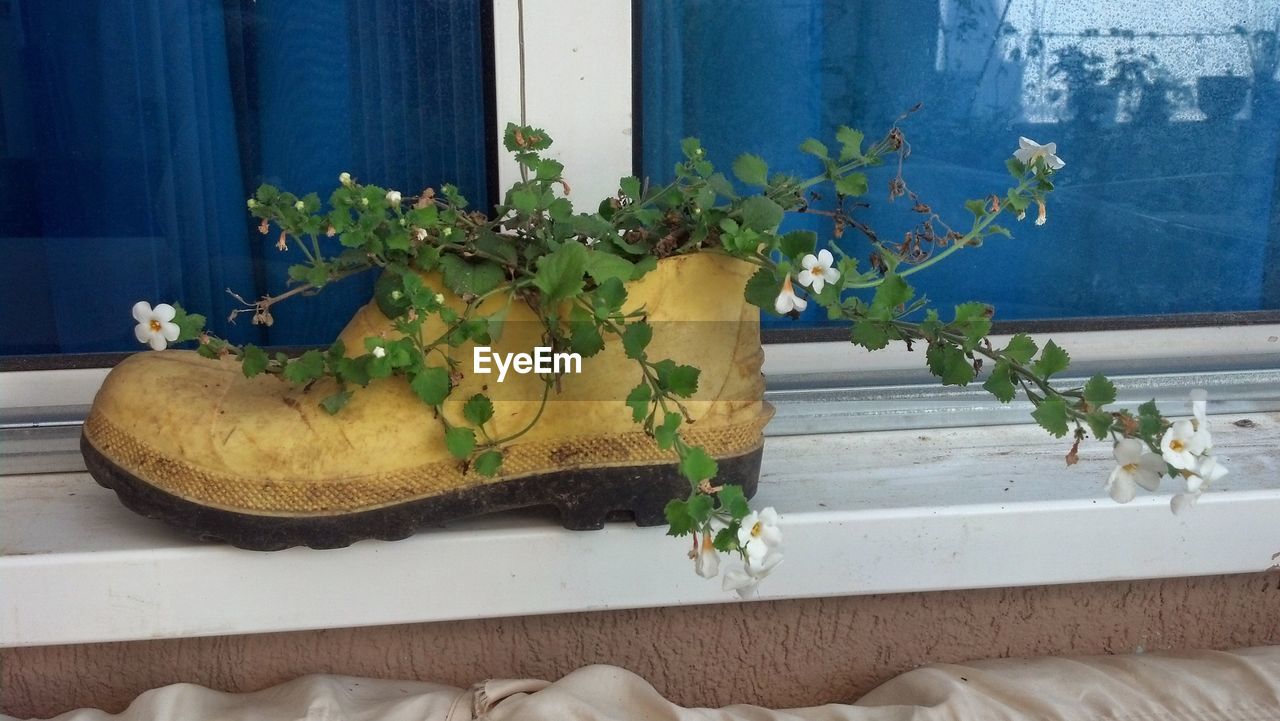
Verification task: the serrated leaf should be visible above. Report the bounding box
[716,484,750,519]
[440,255,505,298]
[1003,333,1038,364]
[835,126,864,161]
[779,231,817,261]
[679,445,718,483]
[583,250,635,284]
[732,154,769,186]
[835,172,868,196]
[626,381,652,423]
[982,360,1016,402]
[569,322,605,357]
[1083,374,1117,407]
[621,321,652,360]
[1032,398,1070,438]
[664,499,695,536]
[926,342,976,386]
[320,390,352,414]
[739,196,783,232]
[951,302,992,351]
[463,394,494,426]
[171,304,206,342]
[444,427,476,459]
[655,361,700,398]
[654,411,681,450]
[1086,411,1114,440]
[241,345,268,378]
[1032,340,1070,378]
[744,267,782,314]
[871,273,913,313]
[594,277,627,312]
[473,450,503,476]
[533,242,587,304]
[410,367,451,405]
[619,176,642,200]
[851,320,891,350]
[283,349,325,384]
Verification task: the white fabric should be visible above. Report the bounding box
[8,647,1280,721]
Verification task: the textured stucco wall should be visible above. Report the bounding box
[4,572,1279,718]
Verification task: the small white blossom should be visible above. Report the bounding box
[1013,137,1065,170]
[294,200,305,211]
[796,249,841,293]
[722,552,783,599]
[246,198,257,209]
[1171,491,1201,515]
[433,293,445,305]
[132,301,180,351]
[1187,454,1228,493]
[773,276,807,315]
[1107,438,1165,503]
[1161,420,1209,470]
[339,172,353,186]
[386,190,402,206]
[583,237,600,247]
[1035,199,1047,226]
[693,533,720,579]
[371,346,386,359]
[737,507,782,565]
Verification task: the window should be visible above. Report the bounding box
[640,0,1280,327]
[0,0,491,355]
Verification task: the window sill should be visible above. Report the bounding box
[2,412,1277,648]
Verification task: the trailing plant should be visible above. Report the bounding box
[135,122,1225,596]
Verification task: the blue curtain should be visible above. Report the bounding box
[0,0,489,355]
[642,0,1280,324]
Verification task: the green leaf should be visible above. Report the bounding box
[439,255,505,298]
[739,196,784,232]
[373,272,412,319]
[535,158,564,181]
[283,350,325,384]
[965,198,987,218]
[621,321,652,361]
[594,277,627,312]
[655,361,700,398]
[1003,333,1038,364]
[320,390,352,414]
[1032,340,1071,378]
[731,153,769,187]
[626,382,652,423]
[445,427,477,459]
[851,320,891,350]
[241,345,269,378]
[779,231,817,261]
[951,302,992,352]
[799,137,829,158]
[1086,411,1114,440]
[1032,398,1070,438]
[410,367,451,405]
[619,176,642,200]
[835,126,864,161]
[569,322,605,357]
[583,250,635,284]
[1138,400,1163,439]
[835,172,869,197]
[925,342,976,386]
[716,484,750,519]
[654,411,682,450]
[686,494,713,524]
[871,273,913,313]
[982,360,1016,403]
[744,267,782,314]
[679,445,719,484]
[664,499,695,536]
[473,450,503,477]
[1083,374,1117,407]
[171,305,206,343]
[533,242,588,304]
[706,173,738,200]
[463,394,494,426]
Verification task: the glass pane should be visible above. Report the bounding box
[641,0,1280,326]
[0,0,489,355]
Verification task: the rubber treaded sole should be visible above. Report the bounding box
[81,432,763,551]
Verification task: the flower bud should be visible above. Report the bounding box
[339,172,353,186]
[294,200,305,211]
[246,198,257,209]
[386,190,402,206]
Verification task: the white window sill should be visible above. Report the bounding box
[2,412,1276,648]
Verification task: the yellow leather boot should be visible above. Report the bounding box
[81,253,772,549]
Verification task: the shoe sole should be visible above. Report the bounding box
[81,432,763,551]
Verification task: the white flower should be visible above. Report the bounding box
[1013,137,1065,170]
[773,276,807,315]
[1161,420,1209,470]
[386,190,402,206]
[371,346,386,359]
[246,198,257,209]
[583,237,600,247]
[339,172,353,186]
[433,293,445,305]
[736,507,782,565]
[1035,199,1048,226]
[722,552,783,599]
[1171,491,1201,515]
[294,200,306,211]
[1187,455,1228,493]
[797,249,841,293]
[132,302,180,351]
[693,533,720,579]
[1106,438,1165,503]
